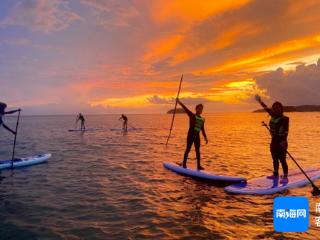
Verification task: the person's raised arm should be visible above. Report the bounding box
[254,95,274,116]
[176,99,193,117]
[5,109,21,115]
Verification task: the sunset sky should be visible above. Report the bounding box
[0,0,320,114]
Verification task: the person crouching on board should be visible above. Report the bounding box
[0,102,21,135]
[76,113,86,130]
[255,95,289,184]
[119,114,128,131]
[177,98,208,170]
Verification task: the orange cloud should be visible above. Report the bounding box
[143,35,183,62]
[88,78,260,108]
[195,34,320,75]
[89,94,153,108]
[142,20,260,67]
[206,79,261,103]
[169,22,260,66]
[151,0,251,24]
[140,0,255,67]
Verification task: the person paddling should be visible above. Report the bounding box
[255,95,289,183]
[76,113,86,130]
[119,114,128,131]
[0,102,21,135]
[177,98,208,170]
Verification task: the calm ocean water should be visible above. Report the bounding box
[1,113,320,239]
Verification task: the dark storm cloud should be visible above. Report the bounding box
[255,59,320,105]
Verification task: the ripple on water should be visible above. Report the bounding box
[1,113,320,239]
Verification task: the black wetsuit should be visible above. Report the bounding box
[77,114,85,129]
[0,106,6,125]
[122,115,128,124]
[0,113,3,126]
[179,103,207,168]
[262,103,289,176]
[78,115,85,122]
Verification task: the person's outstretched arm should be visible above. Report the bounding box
[177,99,193,118]
[201,123,208,144]
[5,109,20,115]
[3,123,16,135]
[254,95,274,116]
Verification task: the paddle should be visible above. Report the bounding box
[11,110,21,169]
[128,123,136,130]
[165,74,183,146]
[262,121,320,196]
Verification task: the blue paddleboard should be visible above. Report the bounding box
[0,153,51,170]
[163,162,246,184]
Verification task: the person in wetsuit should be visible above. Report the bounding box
[255,95,289,183]
[0,102,21,135]
[76,113,86,130]
[177,99,208,170]
[119,114,128,131]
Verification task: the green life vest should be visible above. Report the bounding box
[194,115,204,132]
[269,116,283,136]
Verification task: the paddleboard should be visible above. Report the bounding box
[0,153,51,170]
[163,162,246,184]
[110,128,141,131]
[68,128,98,132]
[225,168,320,195]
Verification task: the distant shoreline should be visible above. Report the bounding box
[167,108,186,114]
[253,105,320,113]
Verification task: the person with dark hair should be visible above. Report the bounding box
[177,98,208,170]
[119,114,128,131]
[255,95,289,183]
[0,102,21,135]
[76,113,86,130]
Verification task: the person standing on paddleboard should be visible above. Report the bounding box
[76,113,86,130]
[177,99,208,170]
[255,95,289,184]
[119,114,128,131]
[0,102,20,135]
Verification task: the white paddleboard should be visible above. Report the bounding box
[0,153,51,170]
[163,162,246,184]
[225,168,320,195]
